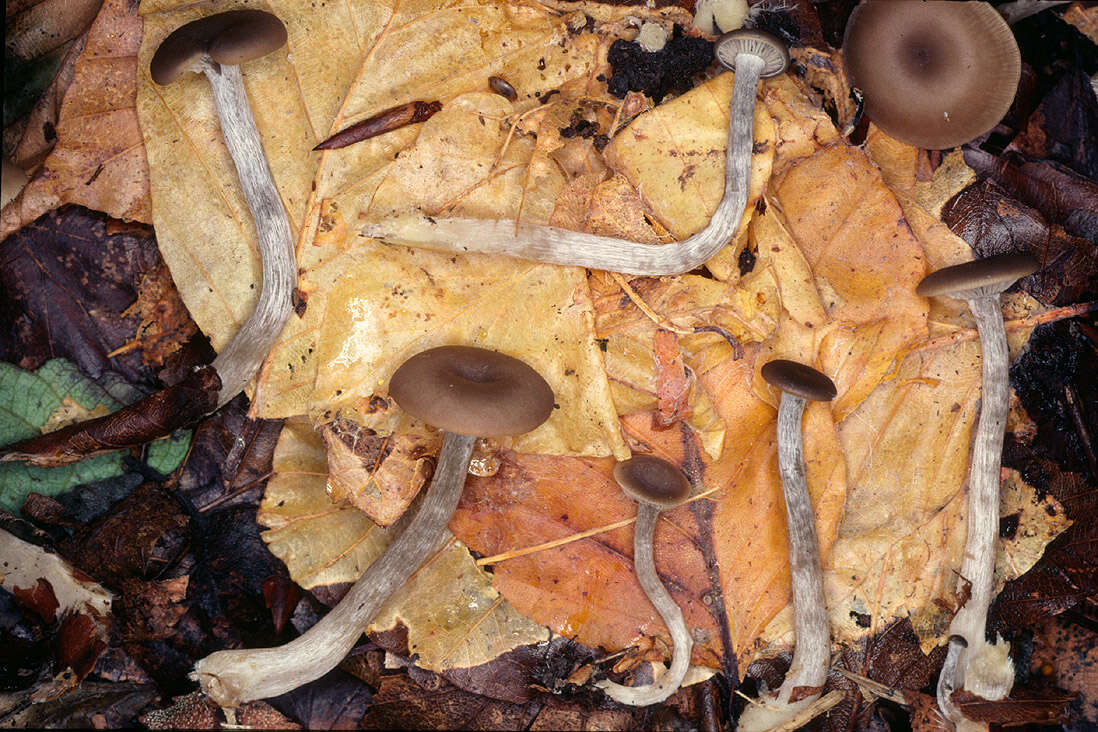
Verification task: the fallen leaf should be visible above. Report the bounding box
[0,528,112,624]
[0,359,191,511]
[1,0,149,238]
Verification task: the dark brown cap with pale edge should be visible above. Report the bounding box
[715,29,790,78]
[613,456,691,507]
[916,253,1039,297]
[761,360,837,402]
[151,10,287,85]
[388,346,554,437]
[843,1,1020,150]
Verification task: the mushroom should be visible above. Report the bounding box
[596,455,693,706]
[843,0,1021,150]
[192,345,554,707]
[916,253,1039,726]
[738,359,836,732]
[151,10,296,408]
[360,30,789,276]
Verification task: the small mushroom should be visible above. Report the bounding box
[738,359,836,732]
[843,0,1021,150]
[192,346,553,707]
[151,10,296,408]
[916,253,1039,726]
[360,31,789,276]
[596,455,693,706]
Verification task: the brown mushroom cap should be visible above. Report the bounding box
[715,29,790,78]
[388,346,554,437]
[613,456,691,507]
[151,10,287,85]
[761,360,837,402]
[916,253,1039,298]
[843,1,1020,150]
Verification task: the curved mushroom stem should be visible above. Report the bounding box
[739,393,829,731]
[937,292,1014,724]
[360,53,767,276]
[201,60,296,408]
[193,431,476,707]
[596,502,693,706]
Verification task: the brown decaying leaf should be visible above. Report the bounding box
[0,365,218,468]
[4,0,103,60]
[1,0,149,238]
[6,35,84,170]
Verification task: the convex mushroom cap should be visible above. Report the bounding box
[916,253,1038,298]
[389,346,555,437]
[614,456,691,507]
[715,29,790,77]
[151,9,287,85]
[843,1,1020,149]
[762,360,837,402]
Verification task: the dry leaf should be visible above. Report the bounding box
[1,0,149,238]
[259,418,549,672]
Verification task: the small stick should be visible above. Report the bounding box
[313,100,442,150]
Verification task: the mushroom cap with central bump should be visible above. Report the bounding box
[388,346,554,437]
[715,29,790,77]
[843,1,1020,150]
[151,9,287,85]
[916,253,1039,298]
[762,360,837,402]
[613,456,691,507]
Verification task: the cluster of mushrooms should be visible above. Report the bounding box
[129,1,1035,728]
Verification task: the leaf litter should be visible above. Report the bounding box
[3,0,1094,725]
[131,0,1075,688]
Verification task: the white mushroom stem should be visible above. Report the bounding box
[193,431,476,707]
[739,393,829,731]
[937,292,1015,724]
[360,53,767,276]
[201,59,296,408]
[596,503,693,706]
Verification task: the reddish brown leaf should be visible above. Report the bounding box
[57,610,108,679]
[951,688,1075,726]
[13,577,61,623]
[262,574,301,635]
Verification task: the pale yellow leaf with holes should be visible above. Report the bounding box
[259,418,549,671]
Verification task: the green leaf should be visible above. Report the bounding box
[0,359,191,513]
